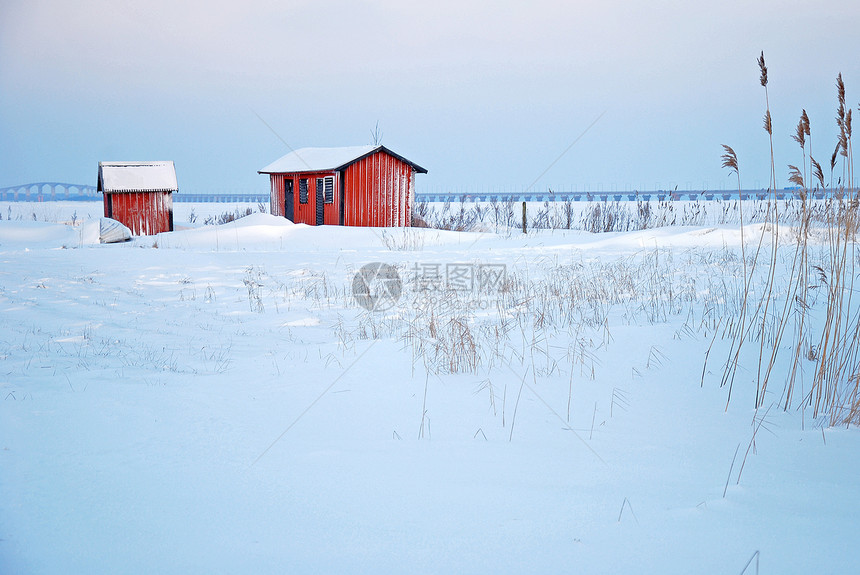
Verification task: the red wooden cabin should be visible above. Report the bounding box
[98,161,177,235]
[259,145,427,227]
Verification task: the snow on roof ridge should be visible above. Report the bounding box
[98,161,179,193]
[257,145,428,175]
[99,160,175,165]
[258,145,380,174]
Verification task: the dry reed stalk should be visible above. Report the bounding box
[748,53,783,407]
[719,145,750,405]
[799,73,860,425]
[719,57,860,424]
[766,114,816,409]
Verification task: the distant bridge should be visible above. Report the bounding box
[0,182,99,201]
[416,189,837,203]
[0,184,270,203]
[0,183,844,204]
[173,193,270,203]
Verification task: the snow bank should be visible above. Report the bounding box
[0,218,133,249]
[151,213,487,251]
[0,220,78,246]
[0,220,93,249]
[152,213,299,250]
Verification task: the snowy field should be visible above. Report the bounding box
[1,201,859,574]
[0,200,263,228]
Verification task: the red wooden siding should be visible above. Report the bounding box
[268,171,341,225]
[342,151,414,227]
[265,149,417,227]
[104,191,173,235]
[270,177,284,217]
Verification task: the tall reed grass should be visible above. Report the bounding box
[720,53,859,426]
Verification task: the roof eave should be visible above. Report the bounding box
[376,146,428,174]
[328,145,428,174]
[102,188,178,193]
[258,145,427,175]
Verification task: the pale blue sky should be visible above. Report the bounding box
[2,0,859,194]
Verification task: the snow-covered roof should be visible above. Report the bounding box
[98,161,178,193]
[258,145,427,175]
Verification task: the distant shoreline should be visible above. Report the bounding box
[1,188,848,204]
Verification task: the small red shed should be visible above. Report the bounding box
[98,161,177,235]
[259,145,427,227]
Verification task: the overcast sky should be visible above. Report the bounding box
[2,0,859,194]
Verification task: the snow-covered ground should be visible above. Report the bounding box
[0,200,262,228]
[1,203,858,574]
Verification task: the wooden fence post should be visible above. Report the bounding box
[522,201,527,234]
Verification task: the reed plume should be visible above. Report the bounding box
[763,110,773,135]
[788,165,804,188]
[831,141,839,176]
[792,118,806,149]
[837,73,849,157]
[812,157,825,189]
[721,145,738,173]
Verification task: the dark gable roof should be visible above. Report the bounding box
[259,145,428,175]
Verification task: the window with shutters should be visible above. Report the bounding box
[324,176,334,204]
[315,179,324,225]
[299,178,308,204]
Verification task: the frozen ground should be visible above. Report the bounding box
[0,205,858,574]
